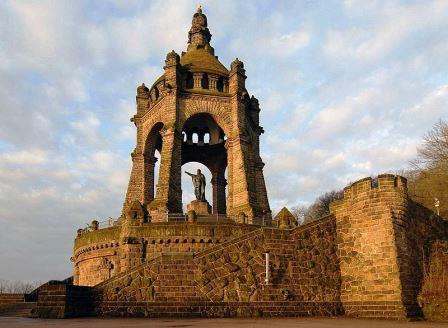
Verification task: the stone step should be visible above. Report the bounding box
[0,294,25,304]
[153,296,203,302]
[0,302,36,317]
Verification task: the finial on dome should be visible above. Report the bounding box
[187,5,213,54]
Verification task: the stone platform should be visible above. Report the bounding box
[187,200,212,215]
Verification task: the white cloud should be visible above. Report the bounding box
[0,0,448,282]
[324,0,448,63]
[1,149,48,165]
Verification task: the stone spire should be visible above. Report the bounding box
[187,5,214,54]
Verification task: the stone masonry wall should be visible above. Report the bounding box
[35,284,94,319]
[0,294,25,304]
[74,223,258,287]
[329,174,448,320]
[330,174,410,319]
[94,222,343,317]
[288,215,342,304]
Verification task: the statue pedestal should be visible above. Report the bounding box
[187,200,212,215]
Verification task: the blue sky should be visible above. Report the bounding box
[0,0,447,281]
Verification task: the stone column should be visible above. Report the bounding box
[208,74,219,90]
[211,173,227,214]
[226,58,258,219]
[193,73,203,89]
[143,155,158,205]
[123,149,145,214]
[223,79,229,93]
[186,131,193,145]
[198,131,204,146]
[149,127,183,221]
[254,159,271,221]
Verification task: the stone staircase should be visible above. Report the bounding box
[0,301,37,317]
[153,253,204,303]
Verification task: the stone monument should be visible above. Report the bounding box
[185,169,212,215]
[64,7,448,322]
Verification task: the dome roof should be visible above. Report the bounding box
[180,49,229,76]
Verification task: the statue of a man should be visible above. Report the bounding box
[185,169,206,201]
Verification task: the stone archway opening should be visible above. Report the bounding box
[182,161,212,209]
[181,113,227,214]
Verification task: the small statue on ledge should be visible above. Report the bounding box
[185,169,206,201]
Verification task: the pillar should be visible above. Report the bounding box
[148,127,183,221]
[223,79,229,93]
[143,155,158,205]
[211,172,227,214]
[193,73,203,89]
[209,74,219,90]
[123,150,145,213]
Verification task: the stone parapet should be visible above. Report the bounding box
[35,284,94,319]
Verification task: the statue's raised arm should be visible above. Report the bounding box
[185,171,194,177]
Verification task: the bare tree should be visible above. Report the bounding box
[304,190,343,223]
[412,119,448,171]
[290,205,308,225]
[0,279,43,294]
[406,119,448,218]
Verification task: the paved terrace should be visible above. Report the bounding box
[0,317,447,328]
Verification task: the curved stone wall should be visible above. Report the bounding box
[73,222,259,287]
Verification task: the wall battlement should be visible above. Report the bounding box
[330,174,407,214]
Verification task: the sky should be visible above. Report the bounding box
[0,0,447,282]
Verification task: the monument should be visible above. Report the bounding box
[46,6,447,321]
[121,5,271,223]
[185,169,212,215]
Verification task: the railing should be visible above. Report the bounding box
[77,218,120,236]
[164,213,273,225]
[97,218,120,229]
[167,213,187,222]
[165,213,231,223]
[77,214,273,236]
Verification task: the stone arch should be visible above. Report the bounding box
[181,112,228,214]
[180,97,232,137]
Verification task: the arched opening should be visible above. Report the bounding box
[143,122,163,205]
[217,76,224,92]
[182,161,212,209]
[185,72,194,89]
[204,132,210,144]
[192,133,198,144]
[201,73,209,89]
[181,113,227,214]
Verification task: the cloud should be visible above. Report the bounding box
[1,149,48,165]
[0,0,448,282]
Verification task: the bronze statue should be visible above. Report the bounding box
[185,169,206,201]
